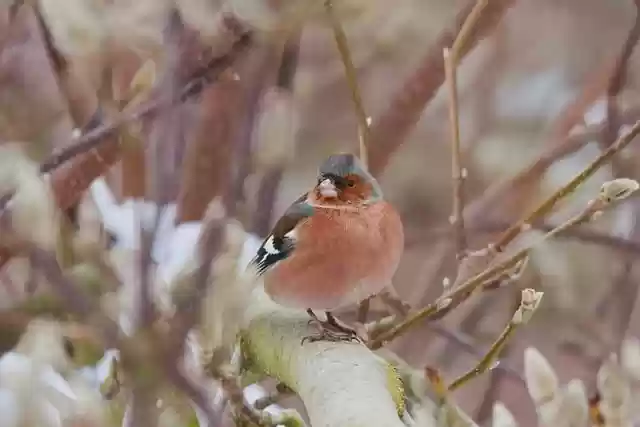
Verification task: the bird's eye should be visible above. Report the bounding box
[346,179,355,187]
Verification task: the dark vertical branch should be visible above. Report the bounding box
[251,168,284,237]
[0,27,252,275]
[128,12,191,427]
[134,10,188,332]
[227,45,280,219]
[175,78,242,223]
[250,34,301,237]
[31,3,104,228]
[145,10,190,205]
[276,35,301,90]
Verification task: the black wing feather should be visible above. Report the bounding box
[251,193,314,275]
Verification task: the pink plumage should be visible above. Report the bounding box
[250,153,404,342]
[264,199,403,310]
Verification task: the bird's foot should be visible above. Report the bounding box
[301,310,364,345]
[301,326,359,344]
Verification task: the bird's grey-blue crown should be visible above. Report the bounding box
[319,153,383,200]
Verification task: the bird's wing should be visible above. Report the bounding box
[251,193,314,275]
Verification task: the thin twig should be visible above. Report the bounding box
[442,0,491,259]
[447,323,514,392]
[462,58,623,231]
[447,289,539,391]
[367,0,515,175]
[325,0,370,168]
[407,219,640,255]
[0,33,252,271]
[492,120,640,253]
[325,0,374,323]
[38,33,251,176]
[450,0,491,61]
[602,0,640,148]
[369,163,640,349]
[428,323,523,383]
[443,48,467,259]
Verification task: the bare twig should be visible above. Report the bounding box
[32,4,99,129]
[0,32,253,270]
[463,58,623,230]
[407,220,640,255]
[450,0,490,61]
[448,288,542,391]
[492,121,640,253]
[325,0,370,168]
[38,33,251,177]
[443,48,467,259]
[368,0,515,175]
[442,0,491,259]
[369,171,640,349]
[602,0,640,148]
[324,2,374,323]
[428,323,523,383]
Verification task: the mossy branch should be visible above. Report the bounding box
[240,287,412,427]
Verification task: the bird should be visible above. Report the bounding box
[249,153,405,343]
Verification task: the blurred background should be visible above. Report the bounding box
[0,0,639,425]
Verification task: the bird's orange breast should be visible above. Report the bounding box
[263,201,404,310]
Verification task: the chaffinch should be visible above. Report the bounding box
[250,153,404,343]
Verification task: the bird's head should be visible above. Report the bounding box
[313,153,383,204]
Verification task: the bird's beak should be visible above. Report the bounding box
[318,178,338,199]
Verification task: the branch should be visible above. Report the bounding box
[0,29,253,270]
[242,287,410,427]
[175,79,241,223]
[463,57,623,229]
[250,34,301,236]
[443,47,468,259]
[368,0,515,175]
[369,174,640,349]
[325,0,370,168]
[491,120,640,253]
[602,0,640,148]
[447,288,543,391]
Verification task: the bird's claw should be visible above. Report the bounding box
[301,317,364,345]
